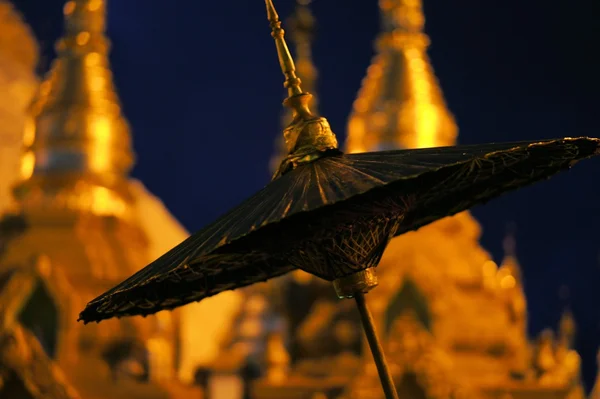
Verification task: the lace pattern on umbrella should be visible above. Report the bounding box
[95,252,294,316]
[287,215,403,279]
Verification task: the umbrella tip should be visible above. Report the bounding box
[77,305,97,324]
[264,0,313,115]
[265,0,278,22]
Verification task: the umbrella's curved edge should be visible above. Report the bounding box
[77,261,295,324]
[349,137,599,157]
[384,136,600,235]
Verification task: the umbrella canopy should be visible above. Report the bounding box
[78,137,600,323]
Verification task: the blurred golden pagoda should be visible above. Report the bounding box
[0,1,39,215]
[206,2,589,398]
[0,0,201,397]
[341,1,586,398]
[346,0,457,152]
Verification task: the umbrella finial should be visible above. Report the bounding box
[270,0,321,173]
[265,0,305,101]
[265,0,339,180]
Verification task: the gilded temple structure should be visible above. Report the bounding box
[342,0,587,398]
[0,1,39,215]
[0,0,201,397]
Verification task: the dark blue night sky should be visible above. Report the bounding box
[10,0,600,388]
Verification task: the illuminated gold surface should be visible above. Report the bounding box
[265,331,291,384]
[1,324,80,399]
[346,0,457,152]
[0,256,79,399]
[13,0,135,220]
[344,311,477,399]
[127,181,244,384]
[532,311,585,395]
[0,1,199,398]
[341,1,585,398]
[0,2,39,215]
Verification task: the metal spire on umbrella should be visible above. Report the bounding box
[79,1,600,398]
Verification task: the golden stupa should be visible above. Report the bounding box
[206,1,591,398]
[0,1,39,215]
[0,0,201,397]
[342,0,586,398]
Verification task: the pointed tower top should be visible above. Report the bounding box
[497,224,524,293]
[380,0,425,33]
[270,0,321,173]
[346,0,457,153]
[559,308,576,347]
[265,0,339,180]
[14,0,135,219]
[0,2,39,215]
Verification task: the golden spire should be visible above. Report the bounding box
[346,0,458,153]
[498,224,522,288]
[271,0,320,173]
[14,0,135,218]
[266,0,338,180]
[0,2,39,215]
[558,308,576,349]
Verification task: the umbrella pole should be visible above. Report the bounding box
[354,292,399,399]
[333,268,399,399]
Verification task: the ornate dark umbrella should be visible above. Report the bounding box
[79,1,600,397]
